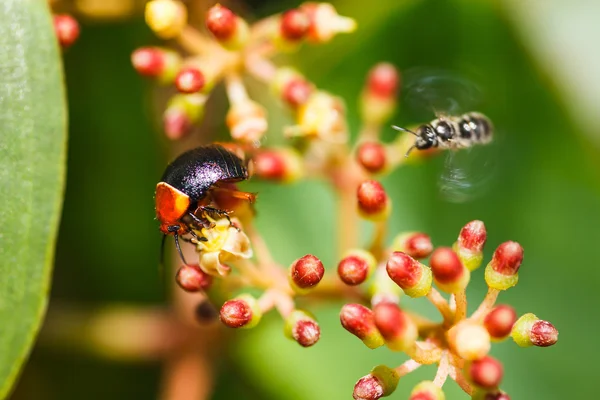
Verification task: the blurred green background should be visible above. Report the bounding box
[11,0,600,398]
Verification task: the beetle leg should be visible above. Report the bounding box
[199,206,240,230]
[187,211,212,229]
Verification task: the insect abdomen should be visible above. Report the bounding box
[456,112,493,145]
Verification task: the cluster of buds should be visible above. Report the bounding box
[133,0,357,141]
[340,220,558,399]
[132,1,560,395]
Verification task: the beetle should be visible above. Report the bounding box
[155,144,255,264]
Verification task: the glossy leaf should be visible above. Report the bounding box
[0,0,67,397]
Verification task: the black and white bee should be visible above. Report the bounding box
[392,111,494,156]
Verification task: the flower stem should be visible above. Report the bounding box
[406,341,442,365]
[427,288,453,323]
[433,350,449,387]
[454,289,468,323]
[395,358,422,376]
[470,287,500,322]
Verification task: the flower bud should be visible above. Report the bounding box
[356,142,388,174]
[466,356,503,390]
[430,247,470,294]
[131,47,181,83]
[360,63,399,125]
[206,4,249,50]
[409,380,445,400]
[448,320,491,360]
[353,365,399,400]
[54,14,80,48]
[390,232,433,259]
[226,99,268,143]
[484,241,523,290]
[338,249,377,286]
[220,294,262,329]
[453,220,487,271]
[510,313,558,347]
[340,304,384,349]
[252,147,304,183]
[289,254,325,293]
[357,180,391,221]
[175,67,205,93]
[284,310,320,347]
[386,252,432,297]
[175,264,213,292]
[373,302,417,351]
[301,2,357,43]
[280,8,310,41]
[471,390,510,400]
[145,0,187,39]
[484,305,516,340]
[163,93,207,140]
[271,68,314,108]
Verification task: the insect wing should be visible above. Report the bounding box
[437,141,498,203]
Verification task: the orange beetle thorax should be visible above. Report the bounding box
[155,182,191,233]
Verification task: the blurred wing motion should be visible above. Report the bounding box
[402,67,483,118]
[437,138,499,203]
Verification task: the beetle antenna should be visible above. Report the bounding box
[173,232,189,265]
[392,125,418,136]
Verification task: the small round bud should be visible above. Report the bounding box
[485,241,524,290]
[163,93,207,140]
[453,220,487,271]
[176,264,213,292]
[409,380,445,400]
[390,232,433,259]
[338,249,376,286]
[289,254,325,292]
[220,294,262,329]
[448,320,491,361]
[280,9,310,41]
[206,4,249,50]
[145,0,187,39]
[430,247,470,294]
[467,356,503,390]
[353,365,399,400]
[54,14,80,48]
[252,148,304,183]
[226,100,268,143]
[286,91,348,142]
[386,252,432,297]
[510,313,558,347]
[373,302,417,351]
[271,68,314,108]
[131,47,181,83]
[356,142,387,174]
[366,63,399,99]
[484,305,517,340]
[340,304,384,349]
[357,180,391,221]
[284,310,320,347]
[175,67,205,94]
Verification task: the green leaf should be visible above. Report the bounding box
[0,0,67,397]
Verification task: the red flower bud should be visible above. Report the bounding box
[282,79,313,108]
[54,14,80,48]
[206,4,236,40]
[373,302,417,351]
[176,264,213,292]
[338,250,376,286]
[353,365,399,400]
[409,381,445,400]
[220,295,261,329]
[386,252,432,297]
[356,142,387,174]
[366,63,399,99]
[289,254,324,291]
[357,180,390,220]
[484,305,517,340]
[131,47,164,77]
[391,232,433,259]
[511,313,558,347]
[175,67,205,94]
[430,247,469,293]
[280,8,310,41]
[485,241,524,290]
[284,310,320,347]
[458,220,487,253]
[467,356,503,390]
[252,148,304,183]
[163,109,191,140]
[340,304,384,349]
